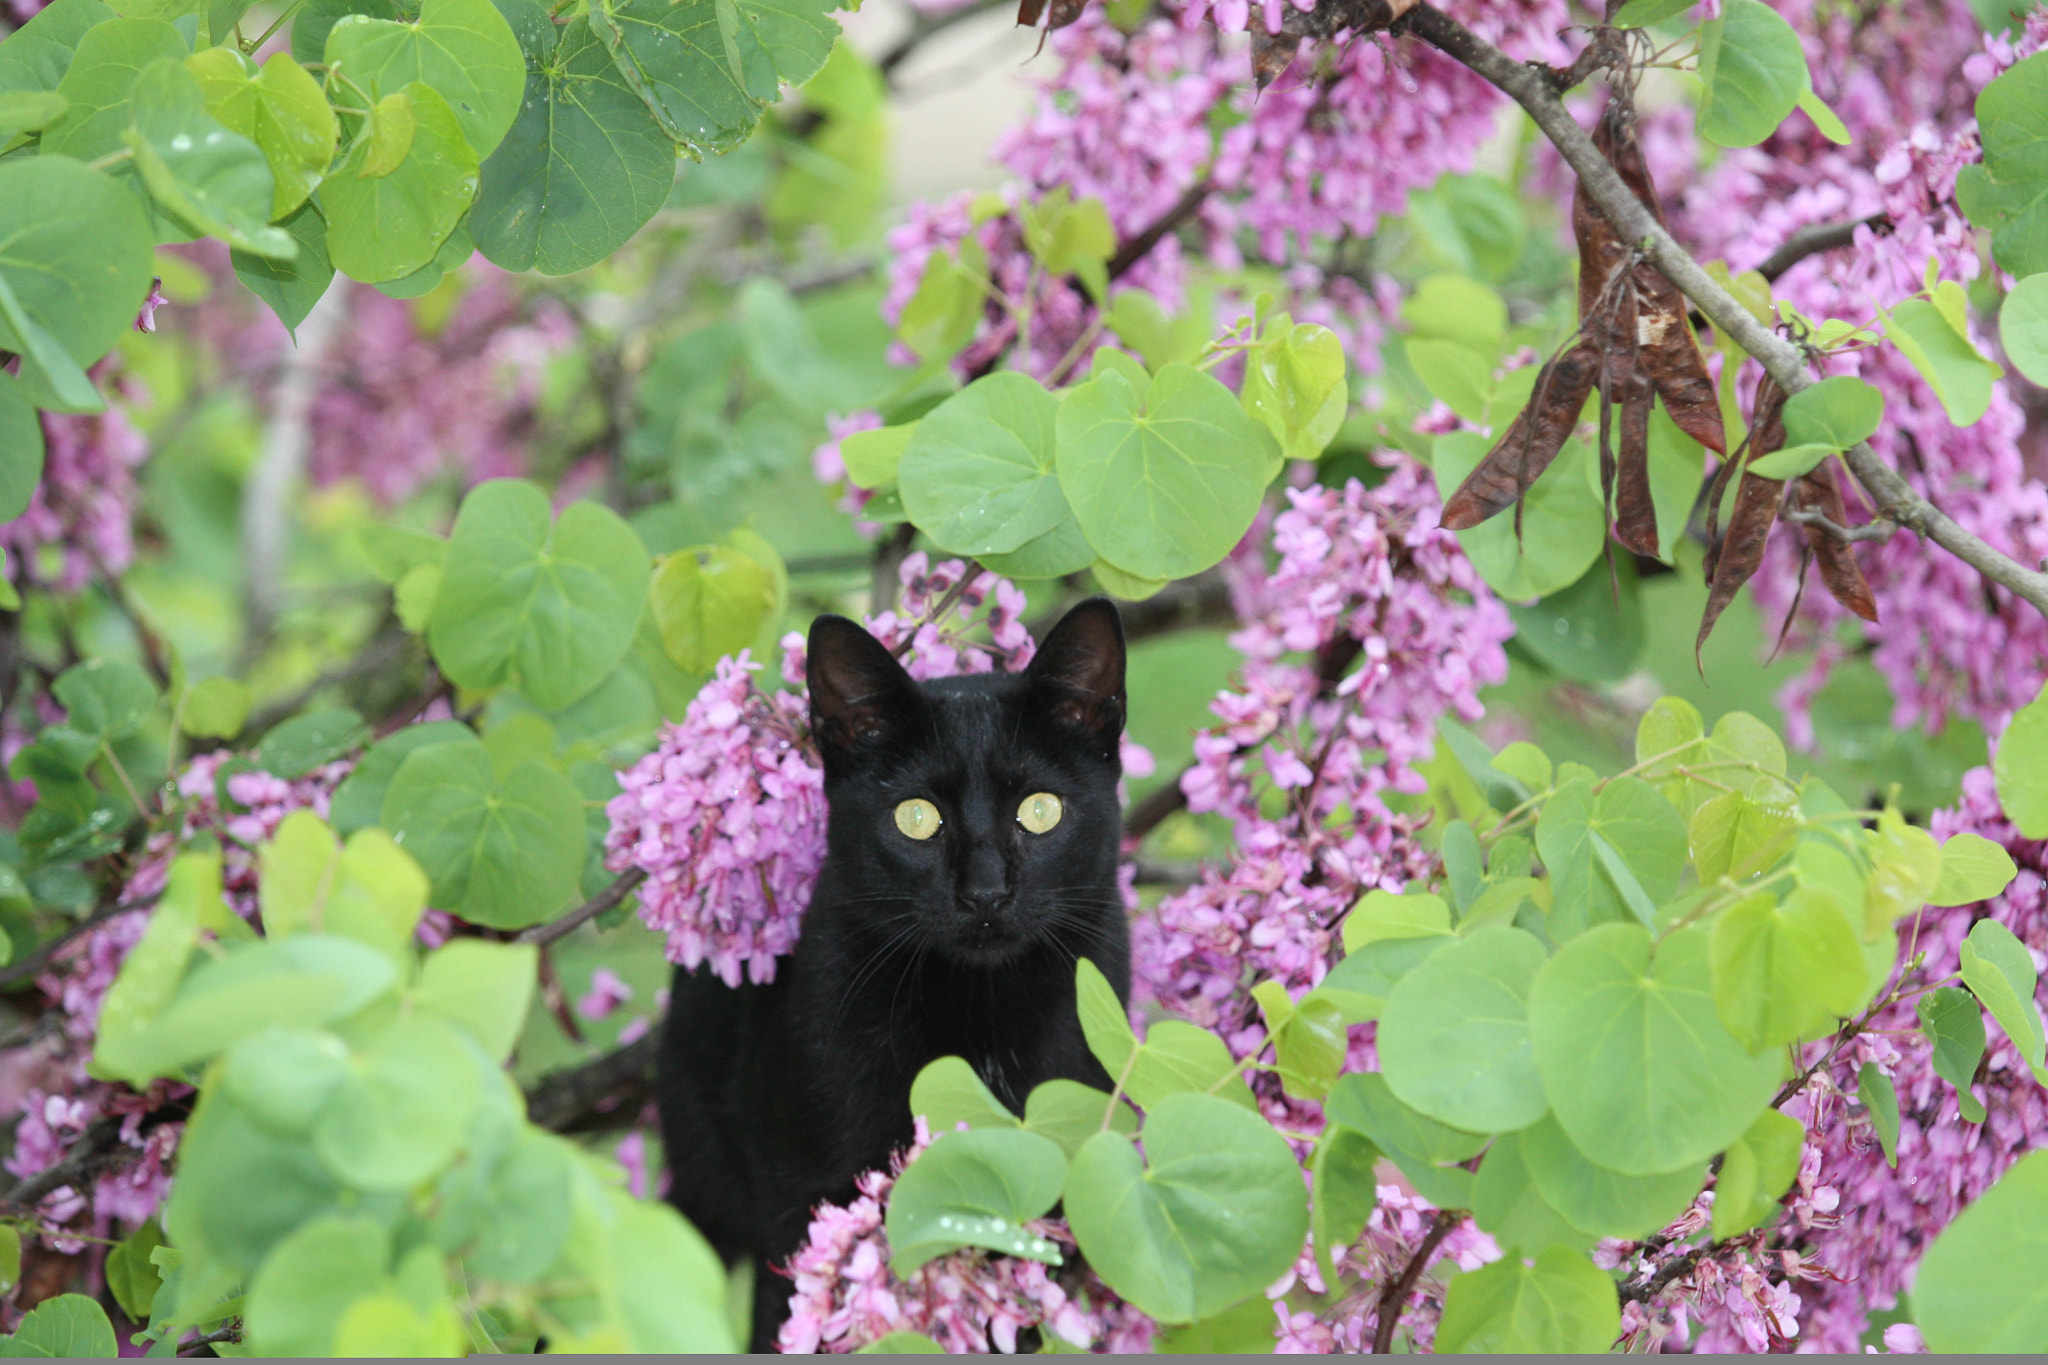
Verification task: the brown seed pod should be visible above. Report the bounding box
[1793,461,1879,623]
[1698,378,1789,666]
[1440,340,1600,531]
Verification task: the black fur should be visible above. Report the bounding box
[656,599,1132,1351]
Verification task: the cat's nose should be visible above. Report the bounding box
[959,890,1010,919]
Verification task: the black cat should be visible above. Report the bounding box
[656,599,1132,1351]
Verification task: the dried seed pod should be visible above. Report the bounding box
[1440,340,1600,531]
[1793,461,1879,622]
[1698,378,1789,666]
[1251,31,1302,90]
[1577,96,1729,458]
[1047,0,1087,28]
[1613,362,1660,557]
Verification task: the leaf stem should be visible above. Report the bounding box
[99,741,150,819]
[1101,1047,1141,1132]
[244,0,309,54]
[1664,866,1794,935]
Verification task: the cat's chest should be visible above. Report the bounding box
[813,972,1078,1102]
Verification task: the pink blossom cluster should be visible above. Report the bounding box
[159,246,576,508]
[1604,1185,1834,1352]
[777,1122,1157,1353]
[3,750,352,1249]
[0,365,151,594]
[811,411,885,532]
[1270,1193,1499,1352]
[1134,464,1514,1044]
[577,965,634,1020]
[606,555,1043,987]
[1647,3,2048,739]
[119,750,354,919]
[1607,761,2047,1352]
[605,652,823,987]
[878,191,1120,380]
[305,273,578,506]
[880,0,1570,379]
[1792,764,2046,1351]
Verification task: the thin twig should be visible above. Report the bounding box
[1372,1208,1460,1353]
[516,868,649,949]
[523,1031,662,1133]
[1104,180,1213,288]
[1128,857,1204,886]
[176,1325,243,1356]
[243,618,415,738]
[1618,1240,1719,1305]
[0,897,137,991]
[536,942,585,1045]
[1122,768,1193,843]
[1756,214,1889,283]
[877,0,1011,76]
[1771,987,1900,1110]
[1783,505,1899,544]
[1398,2,2048,623]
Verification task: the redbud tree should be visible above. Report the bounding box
[0,0,2047,1352]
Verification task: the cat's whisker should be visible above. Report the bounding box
[829,914,928,1036]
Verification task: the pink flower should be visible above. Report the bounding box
[577,967,635,1021]
[777,1124,1156,1353]
[134,277,167,333]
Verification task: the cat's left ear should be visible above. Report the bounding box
[1025,597,1126,748]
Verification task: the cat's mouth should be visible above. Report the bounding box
[950,913,1030,966]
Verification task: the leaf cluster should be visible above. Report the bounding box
[881,698,2040,1351]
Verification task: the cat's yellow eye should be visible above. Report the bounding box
[894,798,942,840]
[1018,792,1063,835]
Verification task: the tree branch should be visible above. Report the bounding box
[1372,1208,1460,1353]
[1756,214,1889,283]
[177,1325,244,1356]
[877,0,1012,76]
[523,1031,661,1133]
[1105,179,1213,286]
[1784,505,1899,544]
[243,617,417,739]
[516,868,648,949]
[0,1100,188,1215]
[0,897,138,991]
[1122,768,1192,843]
[0,1117,127,1214]
[1108,572,1235,642]
[1399,3,2048,622]
[871,523,918,614]
[1028,573,1234,646]
[1617,1239,1719,1306]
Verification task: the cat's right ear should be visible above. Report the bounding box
[807,615,922,760]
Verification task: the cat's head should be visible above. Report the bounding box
[805,600,1127,967]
